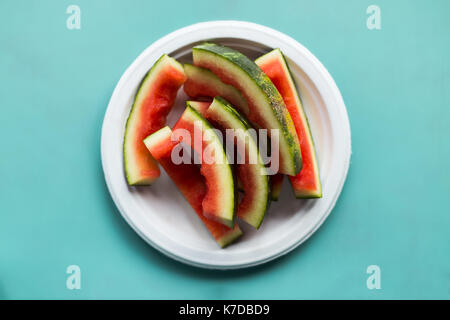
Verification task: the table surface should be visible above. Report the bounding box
[0,0,449,299]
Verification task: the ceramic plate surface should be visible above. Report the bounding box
[101,21,351,269]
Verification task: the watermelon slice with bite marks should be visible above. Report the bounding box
[192,43,302,177]
[173,103,236,228]
[256,49,322,198]
[143,127,242,247]
[183,64,249,115]
[190,98,270,229]
[123,54,186,185]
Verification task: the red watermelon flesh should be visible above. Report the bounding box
[143,127,242,248]
[256,49,322,198]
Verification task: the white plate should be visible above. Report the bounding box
[101,21,351,269]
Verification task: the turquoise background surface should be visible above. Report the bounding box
[0,0,449,299]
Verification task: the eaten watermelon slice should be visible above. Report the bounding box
[256,49,322,198]
[123,54,186,185]
[192,43,302,177]
[143,127,242,247]
[190,98,270,229]
[173,103,236,228]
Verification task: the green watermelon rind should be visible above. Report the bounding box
[192,43,302,177]
[270,174,284,201]
[217,228,243,248]
[182,103,236,228]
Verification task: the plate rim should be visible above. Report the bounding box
[101,20,352,269]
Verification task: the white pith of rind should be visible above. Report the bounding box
[143,126,173,155]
